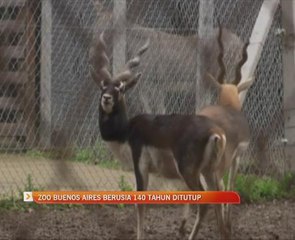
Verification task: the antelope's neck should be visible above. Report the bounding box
[99,101,129,143]
[219,85,242,111]
[219,97,241,111]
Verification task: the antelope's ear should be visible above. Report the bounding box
[124,73,142,91]
[237,77,254,93]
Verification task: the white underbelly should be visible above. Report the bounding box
[107,141,133,171]
[141,146,186,190]
[106,142,186,190]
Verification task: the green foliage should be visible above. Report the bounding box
[94,144,113,163]
[118,175,133,192]
[74,148,96,163]
[280,172,295,196]
[26,150,51,158]
[0,174,83,211]
[232,172,295,203]
[23,174,38,192]
[25,143,120,170]
[74,142,110,163]
[0,174,43,211]
[98,159,120,169]
[73,143,120,169]
[117,175,133,209]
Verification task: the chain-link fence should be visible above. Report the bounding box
[0,0,288,196]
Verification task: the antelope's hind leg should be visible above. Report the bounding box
[176,164,208,240]
[225,154,240,234]
[183,171,209,240]
[202,172,229,240]
[179,204,190,236]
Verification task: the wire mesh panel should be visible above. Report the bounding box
[243,7,285,176]
[0,0,286,196]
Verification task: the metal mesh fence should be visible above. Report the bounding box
[0,0,287,196]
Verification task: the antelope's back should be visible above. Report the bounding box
[128,114,222,149]
[199,105,250,145]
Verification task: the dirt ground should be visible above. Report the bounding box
[0,200,294,240]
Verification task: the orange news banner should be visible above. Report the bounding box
[24,191,240,204]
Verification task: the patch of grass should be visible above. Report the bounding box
[231,172,295,203]
[0,174,84,211]
[117,175,133,209]
[118,175,133,191]
[93,144,113,163]
[25,149,51,158]
[73,143,120,169]
[97,159,120,169]
[0,174,43,211]
[74,148,96,164]
[279,172,295,197]
[25,144,120,170]
[23,174,39,192]
[0,195,48,211]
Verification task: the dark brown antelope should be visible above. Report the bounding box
[90,32,230,240]
[198,26,253,233]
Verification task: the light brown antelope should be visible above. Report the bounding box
[90,32,229,240]
[198,26,253,233]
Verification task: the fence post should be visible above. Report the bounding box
[239,0,279,103]
[113,0,126,75]
[196,0,214,113]
[281,0,295,171]
[40,0,52,148]
[24,1,38,148]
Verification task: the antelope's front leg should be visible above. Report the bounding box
[133,149,149,240]
[136,204,146,240]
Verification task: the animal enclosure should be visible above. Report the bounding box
[0,0,294,195]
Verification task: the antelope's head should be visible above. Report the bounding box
[208,26,254,110]
[89,32,149,114]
